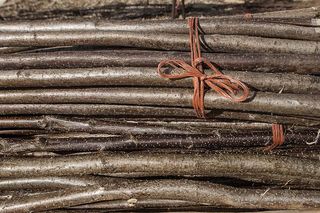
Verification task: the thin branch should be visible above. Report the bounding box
[0,50,318,74]
[0,19,319,41]
[0,31,319,54]
[0,67,318,94]
[1,129,318,153]
[0,88,317,118]
[1,179,320,212]
[1,152,320,184]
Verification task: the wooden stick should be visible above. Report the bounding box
[0,67,317,94]
[0,88,317,118]
[0,19,319,41]
[2,152,320,182]
[0,115,315,135]
[1,178,320,212]
[2,116,315,131]
[262,147,320,161]
[0,117,44,129]
[0,191,202,211]
[67,202,320,212]
[235,7,319,19]
[0,116,277,132]
[0,50,319,74]
[1,130,317,154]
[0,31,319,54]
[0,176,103,190]
[1,173,318,193]
[0,47,33,54]
[0,104,318,126]
[68,199,203,211]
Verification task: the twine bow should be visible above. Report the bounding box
[157,17,250,118]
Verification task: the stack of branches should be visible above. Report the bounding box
[0,7,320,213]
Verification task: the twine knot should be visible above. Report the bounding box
[200,75,207,81]
[157,17,250,118]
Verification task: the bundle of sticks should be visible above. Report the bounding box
[0,7,320,213]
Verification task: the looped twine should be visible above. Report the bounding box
[158,58,249,118]
[157,17,250,118]
[265,124,285,151]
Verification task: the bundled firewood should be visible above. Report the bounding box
[0,6,319,213]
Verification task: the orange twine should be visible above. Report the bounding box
[157,17,250,118]
[265,124,285,151]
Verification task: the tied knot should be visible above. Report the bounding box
[158,57,250,118]
[157,17,250,118]
[199,73,208,81]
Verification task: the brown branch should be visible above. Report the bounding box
[0,104,318,127]
[0,88,317,118]
[0,19,320,41]
[0,67,318,94]
[0,31,319,54]
[0,50,318,74]
[1,152,320,185]
[1,178,320,212]
[1,128,317,154]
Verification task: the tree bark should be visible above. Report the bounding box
[0,67,318,94]
[0,31,319,55]
[0,88,317,118]
[0,130,317,154]
[0,19,320,41]
[1,178,320,212]
[2,152,320,183]
[0,50,318,74]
